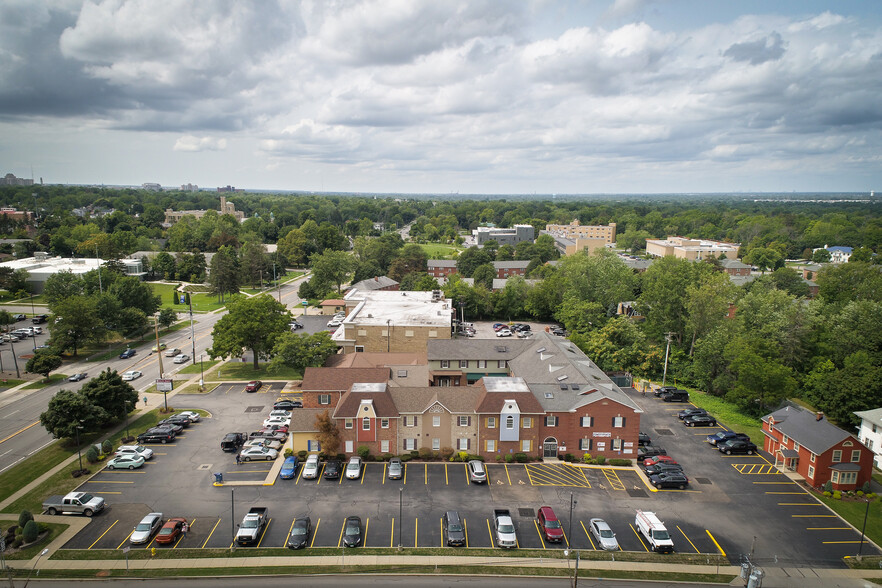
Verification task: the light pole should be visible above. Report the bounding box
[857,497,871,559]
[8,337,19,379]
[230,488,236,550]
[568,492,576,544]
[397,487,403,551]
[661,332,674,387]
[123,400,131,442]
[200,353,204,389]
[22,548,48,588]
[75,423,84,474]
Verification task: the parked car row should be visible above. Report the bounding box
[136,411,199,444]
[637,429,689,490]
[130,512,190,546]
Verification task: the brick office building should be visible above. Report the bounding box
[474,377,545,458]
[427,259,458,278]
[493,260,530,279]
[334,383,400,456]
[300,367,390,409]
[389,386,482,455]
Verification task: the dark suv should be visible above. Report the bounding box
[323,460,342,479]
[678,407,707,420]
[137,429,175,444]
[650,471,689,490]
[644,462,684,477]
[683,414,717,427]
[444,511,466,546]
[220,432,247,452]
[718,439,758,455]
[662,390,690,402]
[637,445,667,460]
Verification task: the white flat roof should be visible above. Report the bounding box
[344,290,452,327]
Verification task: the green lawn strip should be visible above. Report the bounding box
[3,522,69,560]
[675,386,764,441]
[204,362,302,381]
[187,292,227,312]
[418,243,462,258]
[151,282,181,310]
[177,360,220,374]
[21,374,69,389]
[0,379,26,388]
[816,494,882,548]
[0,410,164,514]
[176,383,220,395]
[142,380,188,394]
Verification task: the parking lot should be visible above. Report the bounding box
[56,381,879,565]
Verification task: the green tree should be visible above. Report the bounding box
[157,307,178,329]
[25,353,63,381]
[208,295,291,368]
[723,337,797,414]
[208,245,240,302]
[816,262,882,305]
[743,247,783,274]
[269,331,337,374]
[21,520,38,543]
[471,263,495,290]
[152,251,177,279]
[804,352,882,427]
[240,241,269,289]
[492,275,529,319]
[80,368,139,425]
[398,273,440,291]
[108,276,160,316]
[310,250,356,295]
[39,389,107,438]
[637,256,707,342]
[684,271,733,354]
[42,270,84,306]
[49,295,104,357]
[454,246,492,277]
[811,248,832,263]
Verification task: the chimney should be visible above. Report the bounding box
[816,412,824,421]
[374,276,379,282]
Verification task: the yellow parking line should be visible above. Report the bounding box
[361,469,365,485]
[464,517,469,547]
[309,519,320,548]
[706,530,726,556]
[823,540,866,544]
[145,534,158,550]
[103,471,147,474]
[88,520,117,549]
[404,464,408,485]
[525,465,535,486]
[424,463,427,485]
[465,464,470,485]
[561,527,570,547]
[778,503,822,506]
[256,519,272,547]
[807,527,850,530]
[317,464,325,484]
[364,517,369,547]
[445,464,449,485]
[286,518,296,546]
[440,517,443,547]
[86,480,133,484]
[792,515,837,518]
[382,464,387,485]
[116,530,135,550]
[504,464,512,485]
[413,518,417,548]
[486,518,494,546]
[202,518,220,549]
[765,492,805,494]
[580,521,597,550]
[226,470,270,474]
[630,524,649,552]
[677,525,699,553]
[92,491,123,494]
[173,518,196,549]
[336,519,345,548]
[533,520,546,549]
[390,518,395,548]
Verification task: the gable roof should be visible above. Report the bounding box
[333,383,400,418]
[762,406,854,454]
[475,377,546,414]
[325,352,426,368]
[388,386,482,414]
[350,276,399,291]
[319,299,347,306]
[301,367,390,392]
[493,260,530,269]
[428,339,528,361]
[287,408,327,433]
[720,259,750,269]
[855,407,882,427]
[428,259,457,268]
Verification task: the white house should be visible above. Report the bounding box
[854,408,882,469]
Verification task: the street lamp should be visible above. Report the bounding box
[22,548,49,588]
[568,492,577,544]
[857,496,871,559]
[123,400,132,442]
[398,487,403,551]
[200,353,204,389]
[661,332,674,387]
[8,336,20,379]
[75,423,84,474]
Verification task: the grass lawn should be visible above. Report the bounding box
[142,379,188,394]
[188,292,228,312]
[419,242,462,258]
[150,282,180,309]
[676,385,764,441]
[817,494,881,549]
[204,362,302,381]
[21,373,69,389]
[1,410,164,514]
[176,382,220,395]
[0,379,26,388]
[177,359,219,374]
[4,522,69,560]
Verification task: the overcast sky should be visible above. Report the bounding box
[1,1,881,194]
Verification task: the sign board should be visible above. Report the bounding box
[592,432,612,438]
[180,295,186,304]
[302,301,308,306]
[155,379,174,392]
[123,546,130,554]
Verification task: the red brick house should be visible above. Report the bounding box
[493,260,529,279]
[474,377,545,458]
[300,367,390,409]
[333,382,400,457]
[427,259,457,278]
[762,406,874,491]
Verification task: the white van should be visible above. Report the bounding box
[302,454,320,479]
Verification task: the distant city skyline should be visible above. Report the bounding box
[1,1,881,194]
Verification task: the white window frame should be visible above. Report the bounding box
[319,394,331,405]
[433,415,441,427]
[458,416,469,427]
[487,417,496,429]
[807,465,815,479]
[579,438,591,451]
[478,360,487,369]
[404,438,416,451]
[506,415,515,430]
[344,419,353,430]
[362,417,370,431]
[545,416,558,427]
[580,416,593,427]
[613,416,625,428]
[832,450,842,463]
[381,418,389,429]
[486,440,496,452]
[521,439,531,452]
[810,452,816,463]
[497,360,506,368]
[432,438,441,450]
[612,438,623,451]
[381,440,390,453]
[460,360,468,368]
[793,441,800,452]
[522,417,532,428]
[851,450,861,462]
[355,345,365,352]
[345,440,353,453]
[440,360,450,369]
[457,438,469,451]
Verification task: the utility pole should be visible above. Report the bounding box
[188,295,196,365]
[95,244,103,294]
[8,337,19,379]
[661,332,674,387]
[568,492,576,542]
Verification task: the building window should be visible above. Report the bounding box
[612,416,625,428]
[381,440,389,453]
[522,417,532,428]
[458,416,470,427]
[404,416,418,427]
[782,435,789,444]
[381,419,389,429]
[319,394,331,405]
[432,438,441,450]
[832,471,840,484]
[478,360,486,369]
[579,438,592,451]
[363,417,370,430]
[486,440,496,452]
[545,416,558,427]
[505,415,515,429]
[405,330,414,337]
[522,440,531,452]
[460,360,468,368]
[580,416,594,427]
[441,360,450,369]
[868,439,874,450]
[832,450,842,463]
[810,453,816,463]
[398,370,407,378]
[793,441,800,452]
[458,438,470,451]
[345,440,353,453]
[612,438,623,451]
[841,471,857,485]
[355,345,365,352]
[433,415,441,427]
[344,419,353,429]
[487,417,496,429]
[807,466,815,479]
[851,450,861,462]
[404,439,416,451]
[357,330,367,336]
[497,360,506,369]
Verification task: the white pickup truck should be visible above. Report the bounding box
[493,508,517,548]
[635,509,674,553]
[42,492,105,517]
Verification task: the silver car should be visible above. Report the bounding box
[345,456,363,480]
[589,518,619,551]
[131,513,163,544]
[115,445,154,460]
[387,457,403,480]
[239,446,279,462]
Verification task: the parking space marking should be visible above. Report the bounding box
[256,519,272,547]
[600,468,625,491]
[88,519,117,549]
[382,463,387,484]
[336,519,345,548]
[86,480,133,484]
[504,465,512,485]
[677,525,699,553]
[807,527,850,530]
[823,540,867,544]
[116,529,135,550]
[706,530,726,556]
[525,463,591,488]
[390,518,395,547]
[792,514,837,518]
[404,464,408,485]
[464,518,469,547]
[485,518,494,546]
[364,517,370,547]
[444,464,449,485]
[103,470,147,474]
[732,463,780,474]
[309,519,320,548]
[580,521,597,550]
[226,470,271,474]
[413,518,416,548]
[173,518,195,548]
[285,518,296,547]
[561,527,570,547]
[91,491,123,494]
[202,518,221,548]
[424,463,428,485]
[765,492,805,495]
[533,520,546,549]
[778,503,822,506]
[629,523,649,552]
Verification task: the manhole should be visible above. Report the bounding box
[694,477,712,485]
[518,508,534,518]
[245,406,264,413]
[627,488,649,498]
[197,464,212,470]
[655,428,674,436]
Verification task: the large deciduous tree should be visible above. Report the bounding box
[309,250,356,295]
[25,353,63,381]
[208,245,240,302]
[80,369,139,425]
[49,295,104,357]
[40,390,108,439]
[208,295,291,368]
[269,332,337,375]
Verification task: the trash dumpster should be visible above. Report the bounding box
[214,472,223,483]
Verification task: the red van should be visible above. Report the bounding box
[537,506,564,543]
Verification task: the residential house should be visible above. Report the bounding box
[348,275,399,293]
[427,259,458,278]
[300,367,390,409]
[720,259,751,276]
[474,377,545,458]
[493,260,530,279]
[854,408,882,469]
[762,406,874,491]
[427,339,527,386]
[333,383,400,456]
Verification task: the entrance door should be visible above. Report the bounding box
[543,437,558,458]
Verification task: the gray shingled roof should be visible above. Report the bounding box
[428,259,457,267]
[350,276,399,291]
[428,339,529,360]
[493,260,530,269]
[720,259,750,269]
[855,407,882,427]
[762,406,852,454]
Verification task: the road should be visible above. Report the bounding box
[0,272,310,475]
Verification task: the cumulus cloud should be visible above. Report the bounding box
[173,135,227,152]
[724,32,786,65]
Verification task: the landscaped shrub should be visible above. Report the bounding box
[357,445,371,459]
[513,453,529,463]
[85,446,99,464]
[824,480,833,493]
[609,458,632,466]
[440,447,454,461]
[336,453,346,461]
[410,450,419,458]
[18,510,33,528]
[298,450,308,459]
[496,455,503,462]
[11,537,22,549]
[399,454,413,462]
[857,490,864,497]
[582,453,593,463]
[102,440,113,454]
[862,481,871,494]
[564,453,575,462]
[467,454,484,462]
[283,448,293,458]
[833,491,842,500]
[594,455,606,465]
[21,520,38,543]
[380,453,393,462]
[418,447,433,460]
[823,491,832,497]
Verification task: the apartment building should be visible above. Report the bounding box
[473,225,535,247]
[427,340,527,386]
[645,236,740,261]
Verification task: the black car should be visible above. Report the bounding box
[119,348,136,359]
[273,400,303,410]
[323,460,342,479]
[287,517,311,549]
[221,432,247,452]
[638,432,651,446]
[342,516,362,547]
[31,314,48,324]
[159,416,191,428]
[650,471,689,490]
[444,511,466,547]
[653,385,678,397]
[662,390,690,402]
[137,430,175,444]
[68,373,88,382]
[637,445,667,460]
[678,407,707,420]
[13,314,26,321]
[706,431,751,446]
[153,423,183,434]
[718,439,758,455]
[683,414,717,427]
[643,462,684,477]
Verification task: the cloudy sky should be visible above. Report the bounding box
[1,1,881,194]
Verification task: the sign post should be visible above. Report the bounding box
[123,546,130,571]
[156,379,173,412]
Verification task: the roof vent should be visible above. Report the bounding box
[495,346,507,353]
[536,347,546,353]
[559,384,567,390]
[556,375,568,381]
[571,384,580,391]
[544,392,553,399]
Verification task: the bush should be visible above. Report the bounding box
[862,481,871,494]
[496,455,503,462]
[357,445,371,459]
[11,537,22,549]
[21,520,38,543]
[467,454,484,462]
[440,447,454,461]
[410,450,419,458]
[380,453,393,462]
[582,453,593,463]
[609,458,632,466]
[857,490,864,497]
[823,491,832,497]
[18,510,33,528]
[336,453,346,461]
[563,453,574,462]
[504,453,514,463]
[418,447,433,460]
[513,453,529,463]
[102,440,113,454]
[824,480,833,493]
[283,448,293,458]
[298,450,308,459]
[833,491,842,500]
[594,455,606,465]
[85,446,99,464]
[399,454,413,462]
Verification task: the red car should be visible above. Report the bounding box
[262,424,289,434]
[245,380,263,393]
[154,517,187,545]
[537,506,564,543]
[642,455,677,468]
